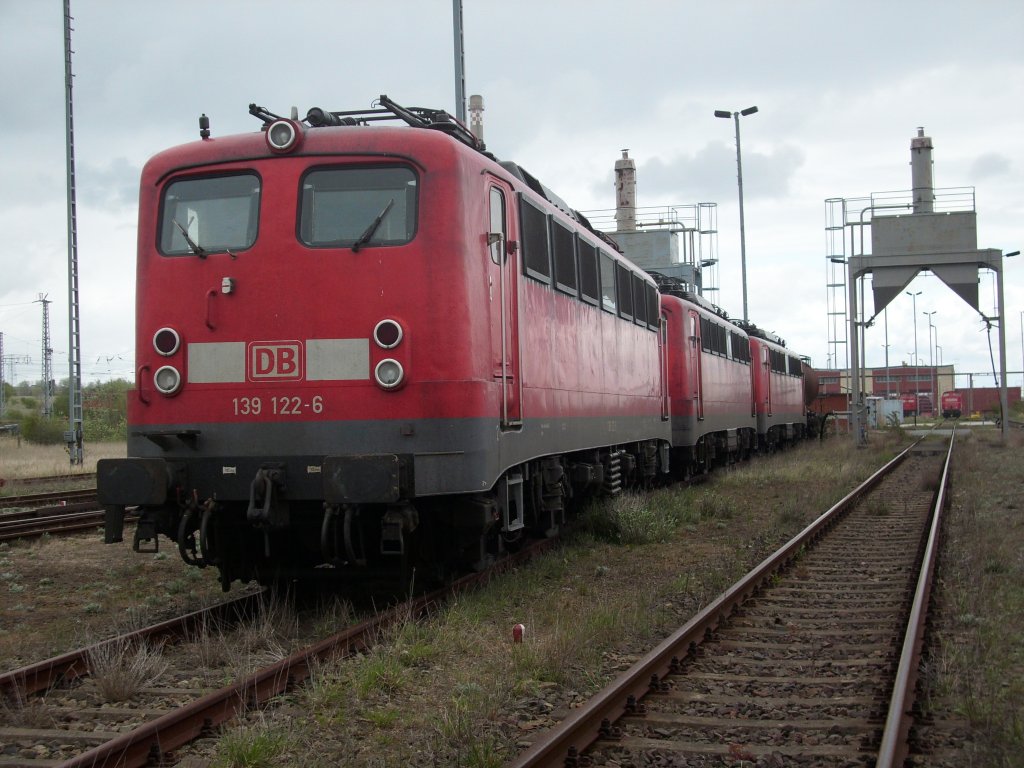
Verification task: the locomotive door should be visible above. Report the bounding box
[763,346,774,416]
[659,315,670,420]
[688,310,704,420]
[488,182,522,428]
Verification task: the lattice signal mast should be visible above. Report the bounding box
[36,294,54,417]
[64,0,84,464]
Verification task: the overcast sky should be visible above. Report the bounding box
[1,0,1021,391]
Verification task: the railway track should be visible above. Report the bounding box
[0,491,113,543]
[0,508,135,544]
[0,473,97,490]
[510,429,957,767]
[0,539,556,767]
[0,490,97,512]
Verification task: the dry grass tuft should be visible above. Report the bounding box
[87,637,168,701]
[184,593,300,687]
[0,690,56,729]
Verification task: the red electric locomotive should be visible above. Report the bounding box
[657,282,757,473]
[901,394,919,418]
[747,329,811,448]
[941,391,963,418]
[98,96,670,590]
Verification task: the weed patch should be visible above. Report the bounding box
[87,637,168,701]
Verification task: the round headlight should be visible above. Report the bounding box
[266,119,299,152]
[153,327,181,356]
[373,319,403,349]
[154,365,182,396]
[374,359,404,390]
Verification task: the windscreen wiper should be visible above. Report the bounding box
[351,198,394,253]
[173,219,207,258]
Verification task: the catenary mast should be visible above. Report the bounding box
[63,0,84,464]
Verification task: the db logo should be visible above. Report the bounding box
[248,341,303,381]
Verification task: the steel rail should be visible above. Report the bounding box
[507,439,921,767]
[0,488,97,511]
[876,423,956,766]
[0,508,103,539]
[0,592,265,702]
[0,504,99,524]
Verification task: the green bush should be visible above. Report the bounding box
[19,414,65,445]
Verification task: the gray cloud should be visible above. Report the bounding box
[969,152,1011,180]
[592,142,805,206]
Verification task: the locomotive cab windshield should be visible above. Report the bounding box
[299,166,417,248]
[159,173,261,256]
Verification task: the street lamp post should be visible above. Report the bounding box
[924,310,937,416]
[906,290,921,423]
[882,344,890,397]
[715,105,758,323]
[884,308,890,396]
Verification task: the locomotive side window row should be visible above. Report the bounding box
[299,166,417,248]
[159,173,261,256]
[700,316,752,365]
[518,194,658,331]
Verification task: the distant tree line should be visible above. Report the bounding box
[1,378,130,444]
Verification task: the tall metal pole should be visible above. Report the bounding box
[715,107,757,323]
[452,0,466,123]
[924,311,936,415]
[63,0,84,464]
[36,294,53,417]
[906,290,921,424]
[996,260,1009,438]
[734,111,749,324]
[884,309,890,396]
[0,332,5,418]
[848,261,863,443]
